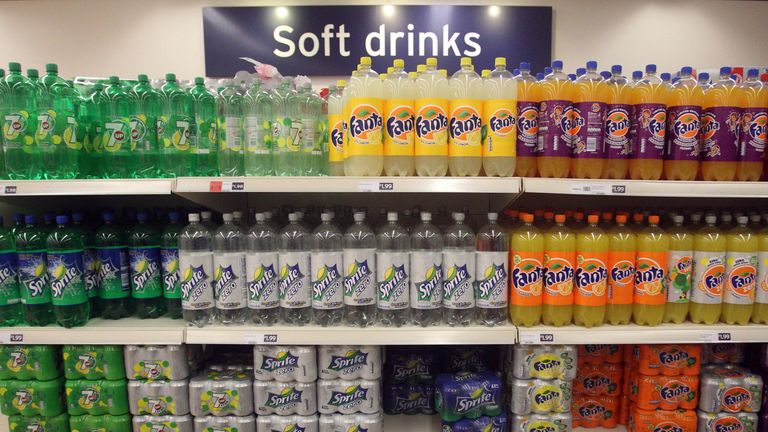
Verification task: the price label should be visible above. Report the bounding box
[519,332,555,345]
[209,181,245,192]
[243,333,279,345]
[570,183,627,196]
[0,333,23,344]
[700,332,733,342]
[358,182,395,192]
[2,185,17,195]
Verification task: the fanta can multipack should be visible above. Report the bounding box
[577,345,623,366]
[573,363,623,397]
[628,406,698,432]
[698,366,762,414]
[628,344,701,376]
[572,394,619,428]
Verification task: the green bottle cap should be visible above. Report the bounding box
[194,77,205,85]
[45,63,58,73]
[137,74,148,82]
[165,73,176,82]
[0,69,5,78]
[8,62,21,72]
[109,76,120,84]
[27,68,39,79]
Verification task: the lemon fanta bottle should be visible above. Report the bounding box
[664,215,693,323]
[574,214,609,327]
[738,68,768,181]
[629,65,667,181]
[448,57,484,177]
[515,62,539,177]
[509,213,543,326]
[700,67,742,181]
[414,58,449,176]
[345,57,384,176]
[606,214,636,325]
[327,82,345,176]
[537,60,573,178]
[752,217,768,323]
[604,65,633,179]
[721,215,757,324]
[633,215,669,326]
[689,215,726,324]
[383,59,415,176]
[664,66,703,181]
[571,61,609,179]
[542,214,575,326]
[483,57,517,177]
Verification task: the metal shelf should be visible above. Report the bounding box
[0,179,173,196]
[522,178,768,198]
[0,317,185,345]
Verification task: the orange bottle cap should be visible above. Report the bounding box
[545,211,554,219]
[616,214,628,224]
[648,215,660,224]
[588,214,599,224]
[523,214,534,223]
[555,214,566,223]
[633,213,644,222]
[575,212,584,219]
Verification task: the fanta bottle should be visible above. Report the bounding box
[571,61,609,179]
[631,213,645,232]
[689,215,726,324]
[606,214,636,325]
[327,81,345,176]
[630,65,667,180]
[721,215,757,324]
[700,67,742,181]
[542,214,575,326]
[737,68,768,181]
[572,211,586,231]
[604,65,633,179]
[664,215,693,323]
[383,59,415,176]
[537,60,572,178]
[753,216,768,323]
[599,211,614,231]
[633,215,669,326]
[509,213,543,326]
[664,66,703,180]
[515,62,540,177]
[448,57,484,176]
[483,57,517,177]
[574,214,608,327]
[414,58,449,176]
[345,57,384,176]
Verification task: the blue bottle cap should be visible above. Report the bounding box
[137,212,149,222]
[568,74,577,81]
[611,65,622,74]
[535,73,544,80]
[576,68,586,76]
[551,60,563,69]
[632,71,642,80]
[681,66,693,75]
[13,213,24,223]
[56,215,68,225]
[748,68,759,78]
[24,215,36,224]
[519,62,531,71]
[661,73,671,81]
[646,64,657,74]
[699,72,710,81]
[600,71,611,80]
[720,66,732,75]
[512,68,520,75]
[544,67,552,75]
[102,211,114,222]
[586,60,598,70]
[169,211,180,222]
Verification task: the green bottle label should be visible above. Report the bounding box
[96,247,130,299]
[83,249,98,299]
[3,111,34,146]
[0,251,20,306]
[164,116,193,151]
[129,246,162,299]
[35,109,57,147]
[17,251,51,305]
[197,117,218,152]
[102,118,131,152]
[65,115,82,150]
[48,250,87,306]
[161,248,180,299]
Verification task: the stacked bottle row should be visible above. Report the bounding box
[502,208,768,327]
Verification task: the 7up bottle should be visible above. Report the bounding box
[179,213,215,327]
[3,62,41,180]
[128,212,165,319]
[99,76,132,178]
[129,74,161,178]
[160,73,196,177]
[16,215,53,325]
[0,215,22,326]
[410,212,443,327]
[190,77,218,176]
[217,80,244,176]
[47,215,90,328]
[36,64,80,179]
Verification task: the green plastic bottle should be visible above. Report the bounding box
[15,215,53,326]
[72,211,99,316]
[100,76,132,178]
[161,210,183,319]
[36,63,80,179]
[190,77,218,176]
[0,215,22,326]
[79,82,104,179]
[160,73,196,177]
[47,215,90,327]
[95,211,132,319]
[217,80,245,176]
[3,62,41,180]
[244,79,274,176]
[128,211,165,318]
[129,74,161,178]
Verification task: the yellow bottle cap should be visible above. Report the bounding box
[460,57,472,67]
[426,57,438,67]
[336,80,346,87]
[481,69,491,78]
[387,67,394,75]
[416,64,426,73]
[439,69,448,77]
[360,57,372,66]
[409,72,418,79]
[495,57,506,67]
[380,73,388,80]
[393,59,405,68]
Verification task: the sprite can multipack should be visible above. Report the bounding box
[8,413,69,432]
[0,377,66,416]
[441,413,509,432]
[70,414,131,432]
[435,372,503,422]
[0,345,60,381]
[63,345,125,380]
[65,379,129,415]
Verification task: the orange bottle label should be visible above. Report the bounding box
[543,251,575,305]
[510,251,544,306]
[636,344,701,376]
[574,253,608,306]
[634,251,669,305]
[630,372,699,411]
[573,363,623,396]
[608,250,636,305]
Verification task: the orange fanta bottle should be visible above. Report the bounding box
[515,62,540,177]
[630,64,667,180]
[607,214,636,325]
[509,213,544,326]
[571,61,609,179]
[700,67,742,181]
[738,68,768,181]
[604,65,633,179]
[574,214,609,327]
[664,66,703,180]
[542,214,575,326]
[537,60,573,178]
[633,215,669,326]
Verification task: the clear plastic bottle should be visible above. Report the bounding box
[603,65,632,179]
[571,61,610,179]
[606,214,636,325]
[383,59,415,176]
[200,210,216,231]
[542,214,575,326]
[737,68,768,181]
[95,211,132,319]
[664,215,693,323]
[129,74,161,178]
[448,57,485,176]
[189,77,218,176]
[0,215,21,326]
[415,58,450,176]
[47,215,90,327]
[217,80,244,176]
[161,211,183,319]
[311,212,344,326]
[273,78,301,176]
[410,212,443,326]
[244,79,274,176]
[442,213,476,326]
[246,212,280,325]
[664,66,703,181]
[574,214,609,327]
[476,212,510,326]
[483,57,517,177]
[537,60,573,178]
[128,212,165,319]
[700,67,741,181]
[279,213,312,325]
[376,212,410,327]
[301,83,326,176]
[343,212,377,327]
[753,215,768,323]
[179,213,215,327]
[689,215,726,324]
[3,62,41,180]
[213,213,248,325]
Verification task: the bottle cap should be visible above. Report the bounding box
[681,66,693,75]
[354,212,365,222]
[611,65,622,74]
[24,215,36,224]
[586,60,598,70]
[699,72,709,81]
[602,211,613,220]
[551,60,563,69]
[137,212,149,222]
[426,58,438,67]
[487,212,498,221]
[646,64,657,74]
[460,57,472,67]
[600,71,611,80]
[587,215,599,224]
[45,63,58,73]
[165,73,176,81]
[360,57,372,66]
[705,215,717,224]
[720,66,732,76]
[519,62,531,71]
[168,211,180,222]
[555,214,566,223]
[420,212,432,221]
[574,211,584,220]
[747,68,759,78]
[632,70,643,80]
[615,214,628,224]
[189,213,200,222]
[416,64,427,73]
[481,70,490,78]
[576,68,586,76]
[387,212,398,221]
[379,73,388,80]
[409,72,417,79]
[201,211,212,219]
[13,213,23,223]
[523,214,534,223]
[138,74,149,82]
[648,215,660,224]
[8,62,21,72]
[387,67,394,75]
[737,215,748,225]
[336,80,346,87]
[495,57,506,67]
[255,213,265,222]
[72,212,84,222]
[288,213,299,222]
[109,76,120,84]
[319,212,332,222]
[545,211,554,219]
[56,215,68,225]
[393,59,405,68]
[194,77,205,85]
[439,69,447,77]
[220,213,232,222]
[453,213,465,221]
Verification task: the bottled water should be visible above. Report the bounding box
[190,77,218,176]
[343,212,377,327]
[279,213,312,325]
[94,211,132,319]
[476,213,510,326]
[442,213,476,326]
[179,213,215,327]
[37,64,80,179]
[161,211,183,319]
[0,215,22,326]
[311,212,344,326]
[244,79,274,176]
[160,73,196,177]
[247,212,280,325]
[213,213,248,325]
[128,211,166,318]
[217,80,244,176]
[3,62,41,180]
[129,74,161,178]
[376,212,410,327]
[47,215,90,327]
[273,78,301,176]
[410,212,443,326]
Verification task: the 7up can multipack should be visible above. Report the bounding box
[70,414,131,432]
[189,368,254,417]
[124,345,191,381]
[63,345,125,380]
[8,413,70,432]
[0,345,60,381]
[132,414,194,432]
[0,376,65,417]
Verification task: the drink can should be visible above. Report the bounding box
[317,379,382,415]
[383,381,435,415]
[318,345,382,380]
[0,377,65,416]
[573,363,623,396]
[703,344,745,365]
[194,415,256,432]
[441,413,509,432]
[635,344,701,376]
[572,394,618,428]
[577,345,622,366]
[124,345,190,381]
[511,345,577,380]
[253,380,318,416]
[256,415,319,432]
[507,376,572,415]
[628,405,697,432]
[65,379,130,415]
[64,345,125,380]
[71,414,131,432]
[128,379,191,416]
[384,347,435,383]
[253,345,317,383]
[510,412,573,432]
[131,415,194,432]
[436,372,503,422]
[0,345,60,381]
[189,369,254,416]
[697,411,758,432]
[8,413,70,432]
[319,413,383,432]
[630,373,699,411]
[699,367,763,413]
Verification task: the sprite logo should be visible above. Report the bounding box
[213,264,238,301]
[329,385,368,408]
[329,350,368,374]
[378,264,407,302]
[455,385,495,414]
[48,257,81,299]
[344,259,373,297]
[0,260,16,287]
[249,264,277,301]
[279,263,305,300]
[266,387,302,410]
[19,253,48,298]
[97,258,119,283]
[260,351,299,374]
[443,264,471,302]
[477,263,507,300]
[391,358,429,380]
[313,264,341,302]
[394,391,430,413]
[416,264,442,301]
[181,265,209,301]
[281,426,306,432]
[132,253,160,292]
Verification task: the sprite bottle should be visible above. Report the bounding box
[16,215,53,326]
[190,77,218,176]
[95,211,132,319]
[72,212,99,316]
[3,62,41,180]
[100,76,132,178]
[161,211,183,319]
[160,73,196,177]
[47,215,90,327]
[0,216,22,326]
[129,74,161,178]
[128,212,166,318]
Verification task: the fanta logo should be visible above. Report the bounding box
[584,345,607,354]
[386,106,415,144]
[415,105,448,143]
[533,388,560,405]
[544,258,574,295]
[659,348,689,365]
[677,257,692,273]
[518,106,539,138]
[578,402,606,418]
[533,356,562,372]
[722,387,751,411]
[605,108,631,138]
[567,107,586,136]
[330,120,344,150]
[700,112,721,141]
[576,258,608,296]
[349,105,383,142]
[747,113,767,141]
[713,416,744,432]
[728,264,756,296]
[449,106,482,145]
[638,108,667,139]
[700,263,725,296]
[513,258,543,296]
[635,258,665,296]
[660,381,691,401]
[489,108,516,136]
[610,261,635,286]
[653,422,683,432]
[673,110,701,141]
[556,105,572,134]
[582,373,612,391]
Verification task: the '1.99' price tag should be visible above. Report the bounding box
[243,333,278,345]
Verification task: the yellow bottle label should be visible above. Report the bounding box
[384,98,415,156]
[328,113,344,162]
[415,98,449,156]
[448,98,483,157]
[347,97,384,156]
[483,99,517,157]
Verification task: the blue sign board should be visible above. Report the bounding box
[203,5,552,77]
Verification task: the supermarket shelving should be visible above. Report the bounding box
[0,317,184,345]
[0,178,174,196]
[522,178,768,198]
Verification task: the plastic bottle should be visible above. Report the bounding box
[447,57,484,176]
[327,82,345,176]
[633,215,669,326]
[689,215,725,324]
[161,211,183,319]
[128,74,161,178]
[537,60,573,178]
[376,211,410,327]
[345,57,384,176]
[0,216,21,326]
[343,211,377,326]
[246,212,280,325]
[305,83,327,175]
[212,213,247,325]
[179,213,215,327]
[273,78,300,175]
[217,80,244,176]
[571,61,609,179]
[605,214,636,325]
[482,57,517,176]
[190,77,218,176]
[160,73,196,177]
[515,62,540,177]
[311,212,344,326]
[737,69,768,181]
[574,214,609,327]
[16,215,53,325]
[753,215,768,323]
[663,215,692,323]
[279,213,312,325]
[721,215,757,324]
[476,212,510,326]
[603,65,632,179]
[410,212,443,326]
[509,213,543,326]
[383,59,416,176]
[79,82,103,179]
[99,76,132,178]
[36,64,80,179]
[94,211,132,319]
[3,62,41,180]
[630,65,668,180]
[441,213,475,326]
[664,67,703,180]
[128,211,165,319]
[700,67,742,181]
[541,214,575,326]
[244,79,273,176]
[200,210,216,231]
[47,215,90,327]
[414,58,450,176]
[71,212,97,316]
